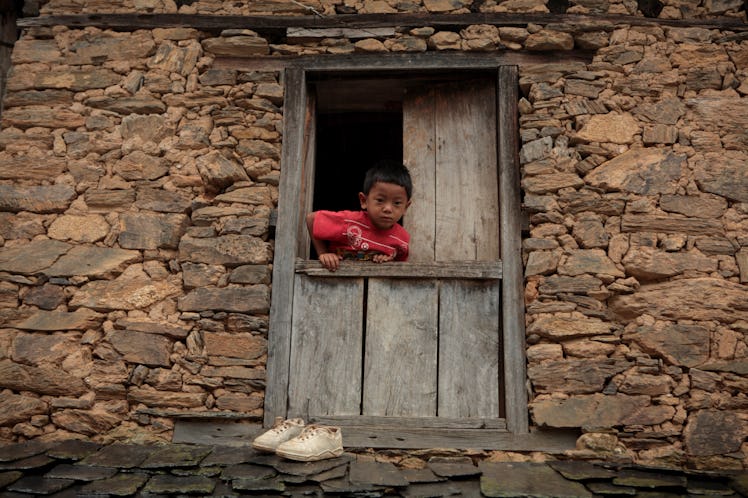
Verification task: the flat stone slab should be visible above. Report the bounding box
[78,443,156,469]
[44,463,118,481]
[401,467,444,483]
[143,474,216,495]
[273,454,353,477]
[479,462,593,498]
[45,440,102,461]
[428,461,482,478]
[0,453,55,471]
[549,460,619,480]
[587,481,638,495]
[232,476,286,492]
[220,463,277,481]
[79,472,150,495]
[200,446,262,466]
[401,481,463,497]
[7,475,75,494]
[0,440,51,462]
[140,444,213,468]
[612,469,687,489]
[349,460,409,487]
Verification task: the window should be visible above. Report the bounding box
[266,56,535,449]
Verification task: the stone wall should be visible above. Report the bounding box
[0,0,747,471]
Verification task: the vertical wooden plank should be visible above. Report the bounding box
[498,65,529,434]
[363,278,438,416]
[288,275,364,418]
[434,80,499,262]
[298,90,317,258]
[438,280,501,418]
[402,88,436,263]
[265,67,307,427]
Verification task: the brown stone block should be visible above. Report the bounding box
[178,286,270,314]
[0,359,87,396]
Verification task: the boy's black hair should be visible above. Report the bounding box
[362,160,413,199]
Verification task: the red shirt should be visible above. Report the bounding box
[312,210,410,261]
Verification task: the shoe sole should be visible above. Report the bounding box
[276,447,344,462]
[251,441,278,453]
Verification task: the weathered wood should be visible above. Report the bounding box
[297,90,316,258]
[340,426,579,451]
[439,280,501,418]
[311,415,505,430]
[295,260,502,279]
[363,278,438,416]
[214,51,593,72]
[435,79,499,261]
[403,86,436,262]
[498,65,529,434]
[264,67,306,427]
[18,13,748,31]
[288,275,364,418]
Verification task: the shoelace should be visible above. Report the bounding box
[271,421,300,434]
[296,426,323,440]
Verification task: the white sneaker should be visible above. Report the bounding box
[251,417,306,453]
[276,425,344,462]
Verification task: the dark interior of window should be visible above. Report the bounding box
[312,78,404,214]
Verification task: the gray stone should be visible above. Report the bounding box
[118,212,189,250]
[0,184,76,213]
[202,35,269,56]
[141,444,213,468]
[523,173,584,194]
[11,309,104,331]
[135,187,191,213]
[220,463,277,480]
[694,151,748,203]
[350,461,408,487]
[21,284,65,310]
[178,235,270,265]
[684,410,744,457]
[83,189,136,212]
[0,360,87,396]
[7,475,76,495]
[610,277,748,323]
[0,239,71,275]
[479,462,591,498]
[115,151,170,181]
[531,394,660,428]
[45,463,118,481]
[178,286,270,314]
[660,194,727,219]
[78,472,150,495]
[538,275,605,295]
[109,330,172,367]
[69,266,182,311]
[586,149,684,195]
[44,246,141,277]
[528,314,613,340]
[195,151,251,194]
[79,443,156,468]
[612,469,687,489]
[559,249,624,277]
[0,393,48,426]
[85,95,166,114]
[529,358,631,394]
[622,247,717,281]
[2,107,85,129]
[621,214,723,236]
[627,323,709,368]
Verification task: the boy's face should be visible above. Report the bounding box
[359,181,411,231]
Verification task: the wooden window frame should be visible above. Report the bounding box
[266,53,557,449]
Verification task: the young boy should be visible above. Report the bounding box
[306,161,412,272]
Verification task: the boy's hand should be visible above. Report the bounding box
[319,253,342,272]
[372,253,395,263]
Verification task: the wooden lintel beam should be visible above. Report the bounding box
[213,50,594,72]
[16,12,748,32]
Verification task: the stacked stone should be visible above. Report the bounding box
[0,26,281,442]
[0,0,747,472]
[519,24,748,470]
